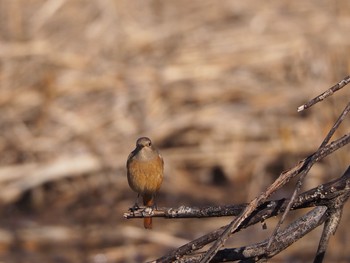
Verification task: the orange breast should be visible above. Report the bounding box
[127,156,163,195]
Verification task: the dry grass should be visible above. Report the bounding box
[1,0,350,262]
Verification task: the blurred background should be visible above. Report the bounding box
[0,0,350,262]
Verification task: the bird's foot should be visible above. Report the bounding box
[143,206,154,216]
[129,203,141,212]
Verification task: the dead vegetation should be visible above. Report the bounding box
[1,1,350,262]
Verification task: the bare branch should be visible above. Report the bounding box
[297,75,350,112]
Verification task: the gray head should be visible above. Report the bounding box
[136,137,152,148]
[133,137,159,160]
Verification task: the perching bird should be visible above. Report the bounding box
[127,137,164,229]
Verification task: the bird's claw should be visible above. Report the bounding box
[129,203,140,212]
[143,206,154,216]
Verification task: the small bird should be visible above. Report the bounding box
[127,137,164,229]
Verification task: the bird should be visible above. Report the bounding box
[126,137,164,229]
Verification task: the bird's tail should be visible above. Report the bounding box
[143,194,154,229]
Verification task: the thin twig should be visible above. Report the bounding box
[297,75,350,112]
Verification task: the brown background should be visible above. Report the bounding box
[1,0,350,262]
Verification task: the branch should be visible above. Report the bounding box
[297,75,350,112]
